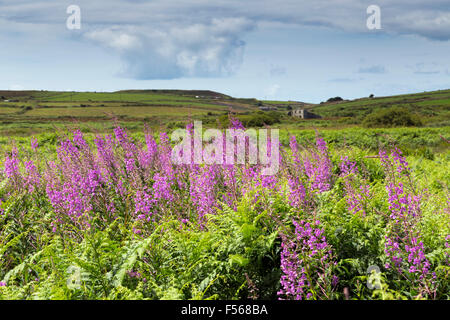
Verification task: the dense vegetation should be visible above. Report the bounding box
[362,107,423,128]
[0,119,448,300]
[0,89,449,300]
[218,111,282,128]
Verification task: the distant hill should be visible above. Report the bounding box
[0,88,449,135]
[308,89,450,127]
[0,89,232,101]
[114,89,232,99]
[0,89,259,136]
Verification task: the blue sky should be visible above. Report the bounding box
[1,0,449,103]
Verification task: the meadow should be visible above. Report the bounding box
[0,89,449,300]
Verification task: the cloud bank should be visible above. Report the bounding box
[1,0,450,79]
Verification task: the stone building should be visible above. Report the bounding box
[289,109,321,119]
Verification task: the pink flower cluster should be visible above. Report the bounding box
[278,219,337,300]
[0,119,289,233]
[380,148,434,285]
[385,236,430,278]
[339,156,371,215]
[286,135,332,210]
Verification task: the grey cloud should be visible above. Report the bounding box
[1,1,450,79]
[410,62,441,75]
[2,1,450,38]
[388,9,450,41]
[358,65,387,74]
[414,71,440,75]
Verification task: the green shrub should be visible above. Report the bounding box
[363,107,423,128]
[218,112,281,128]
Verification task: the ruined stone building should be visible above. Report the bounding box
[289,109,321,119]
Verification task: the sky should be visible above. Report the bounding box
[0,0,450,103]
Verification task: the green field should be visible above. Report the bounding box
[0,90,260,136]
[1,88,450,135]
[0,88,449,154]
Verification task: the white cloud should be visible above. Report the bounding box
[84,18,254,79]
[86,28,142,51]
[266,84,281,97]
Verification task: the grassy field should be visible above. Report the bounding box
[0,90,259,136]
[1,88,450,135]
[0,88,449,154]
